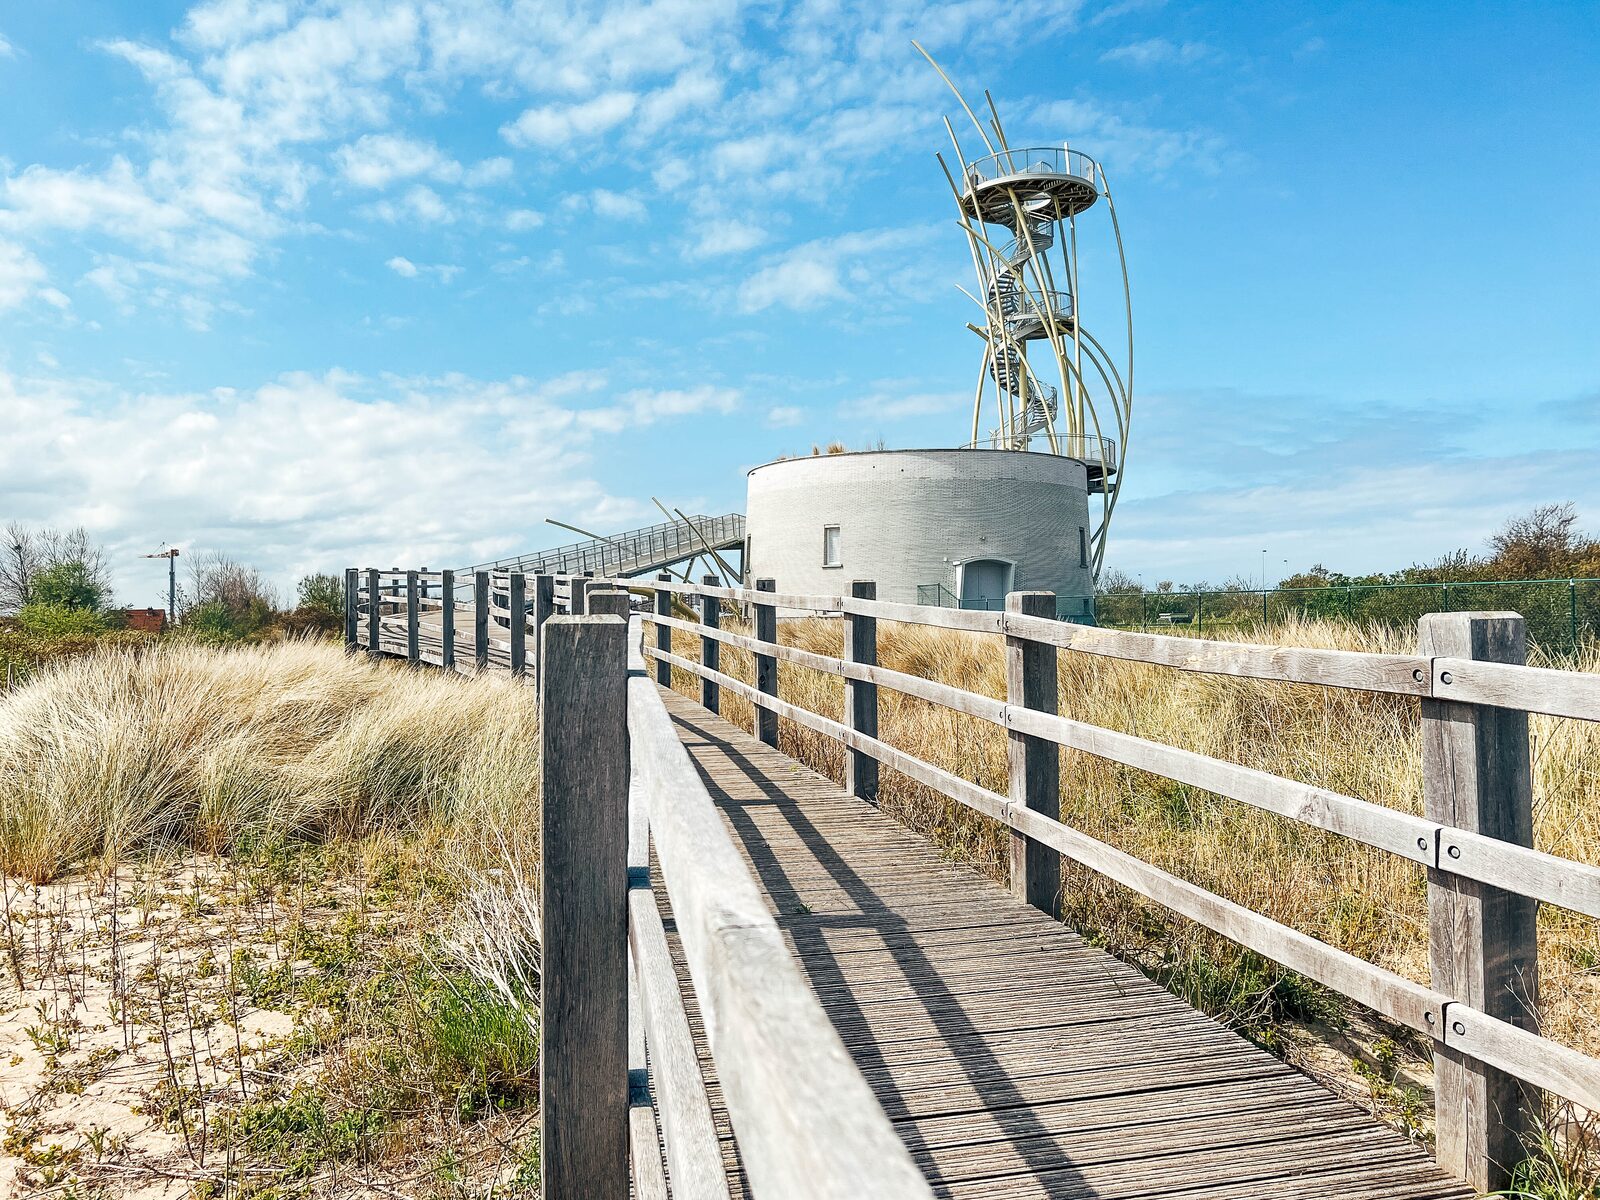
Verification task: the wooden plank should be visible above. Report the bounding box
[405,571,420,663]
[365,568,381,659]
[533,573,555,684]
[539,615,630,1200]
[474,570,489,672]
[628,954,669,1200]
[1432,654,1600,722]
[625,634,933,1200]
[654,573,674,687]
[700,574,721,715]
[846,580,879,803]
[343,567,358,651]
[434,569,453,670]
[1007,591,1060,918]
[1419,612,1539,1191]
[629,873,732,1199]
[1443,1001,1600,1114]
[1003,611,1432,696]
[754,578,779,746]
[509,573,527,678]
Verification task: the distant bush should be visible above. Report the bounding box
[17,603,109,639]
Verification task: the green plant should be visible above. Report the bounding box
[30,560,110,612]
[16,604,108,639]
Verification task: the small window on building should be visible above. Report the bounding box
[1078,526,1088,568]
[823,525,842,568]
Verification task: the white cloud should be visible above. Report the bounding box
[1101,38,1214,67]
[387,256,460,282]
[0,33,13,57]
[589,189,648,221]
[462,156,512,187]
[690,218,765,258]
[366,184,454,225]
[501,91,638,149]
[0,239,50,310]
[738,227,936,313]
[504,208,544,231]
[0,365,734,600]
[1032,98,1231,177]
[766,405,805,427]
[837,391,964,422]
[385,255,418,277]
[335,133,460,189]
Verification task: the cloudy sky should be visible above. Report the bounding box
[1,0,1597,606]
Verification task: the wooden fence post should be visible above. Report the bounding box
[539,613,629,1199]
[405,571,420,664]
[366,569,381,660]
[1419,611,1539,1191]
[654,573,672,687]
[1006,591,1061,918]
[509,573,527,678]
[754,578,779,746]
[343,568,359,653]
[439,569,455,671]
[846,580,879,803]
[699,574,720,714]
[474,571,489,672]
[587,588,630,620]
[533,574,555,684]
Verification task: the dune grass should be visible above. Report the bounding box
[0,639,540,884]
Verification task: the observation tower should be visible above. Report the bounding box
[927,44,1135,575]
[742,51,1134,618]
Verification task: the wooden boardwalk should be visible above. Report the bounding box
[656,688,1472,1200]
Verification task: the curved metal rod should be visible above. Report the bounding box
[913,42,996,156]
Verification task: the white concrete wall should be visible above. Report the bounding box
[744,449,1094,617]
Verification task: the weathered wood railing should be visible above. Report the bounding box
[345,567,934,1199]
[623,573,1600,1194]
[346,564,1600,1194]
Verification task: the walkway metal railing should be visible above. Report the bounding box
[347,565,1600,1195]
[458,513,745,579]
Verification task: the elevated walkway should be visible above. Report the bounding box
[460,513,744,579]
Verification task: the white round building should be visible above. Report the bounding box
[744,448,1096,619]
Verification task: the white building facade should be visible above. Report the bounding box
[744,449,1095,619]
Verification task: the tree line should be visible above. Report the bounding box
[1,522,347,668]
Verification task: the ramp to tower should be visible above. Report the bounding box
[460,513,744,580]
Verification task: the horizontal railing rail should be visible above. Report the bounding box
[625,571,1600,1192]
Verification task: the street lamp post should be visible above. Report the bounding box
[143,547,179,625]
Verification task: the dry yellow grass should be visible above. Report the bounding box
[664,613,1600,1063]
[0,639,540,883]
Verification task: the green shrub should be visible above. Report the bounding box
[16,604,109,639]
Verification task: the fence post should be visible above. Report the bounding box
[654,573,672,687]
[1419,611,1539,1191]
[343,568,359,653]
[539,613,629,1199]
[366,569,381,660]
[533,574,555,684]
[438,569,455,671]
[754,578,779,746]
[509,572,527,678]
[587,588,630,620]
[846,580,879,803]
[699,574,720,714]
[1007,591,1061,918]
[1571,579,1579,653]
[571,576,588,617]
[474,572,490,672]
[402,570,418,663]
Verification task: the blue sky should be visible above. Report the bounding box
[1,0,1597,606]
